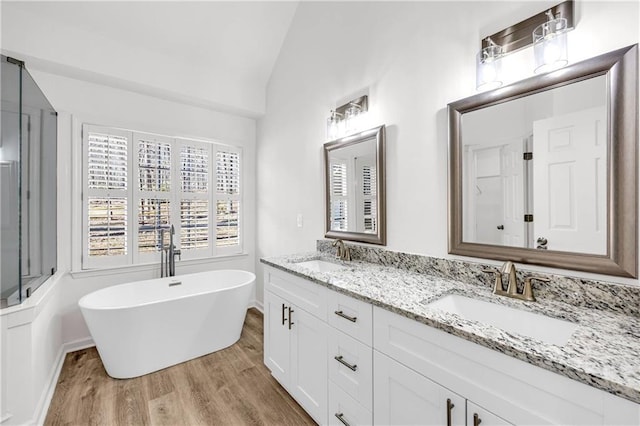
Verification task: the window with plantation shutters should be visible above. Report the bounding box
[84,127,130,268]
[215,149,241,250]
[134,133,172,260]
[82,124,243,270]
[180,142,210,253]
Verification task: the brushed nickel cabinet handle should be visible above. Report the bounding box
[334,310,357,323]
[281,303,287,326]
[473,413,482,426]
[446,398,455,426]
[334,355,358,371]
[288,306,294,330]
[334,412,351,426]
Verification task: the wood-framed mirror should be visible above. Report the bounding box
[324,125,386,245]
[448,44,638,278]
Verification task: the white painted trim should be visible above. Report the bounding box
[252,300,264,313]
[0,413,13,424]
[32,338,94,426]
[70,252,249,278]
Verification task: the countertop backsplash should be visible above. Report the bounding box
[316,239,640,318]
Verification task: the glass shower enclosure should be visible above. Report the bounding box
[1,56,57,308]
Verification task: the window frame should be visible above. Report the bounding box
[81,124,243,270]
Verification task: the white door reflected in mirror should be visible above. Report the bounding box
[462,75,607,255]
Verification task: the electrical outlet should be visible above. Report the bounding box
[296,214,303,228]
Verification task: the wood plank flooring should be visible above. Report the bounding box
[45,308,316,426]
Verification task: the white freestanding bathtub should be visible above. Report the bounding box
[79,269,255,379]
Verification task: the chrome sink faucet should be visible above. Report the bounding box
[332,239,351,261]
[483,261,550,302]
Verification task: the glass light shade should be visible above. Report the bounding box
[326,110,342,140]
[533,17,568,74]
[344,104,362,135]
[476,44,503,91]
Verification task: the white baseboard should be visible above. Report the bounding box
[33,337,95,425]
[251,300,263,313]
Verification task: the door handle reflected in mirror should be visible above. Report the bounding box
[497,225,504,230]
[537,237,548,250]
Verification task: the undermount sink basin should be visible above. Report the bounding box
[427,294,577,346]
[295,259,346,273]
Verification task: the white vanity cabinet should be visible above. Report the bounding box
[263,264,640,426]
[264,266,374,426]
[263,267,329,425]
[373,306,640,426]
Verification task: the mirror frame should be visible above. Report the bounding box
[324,125,386,245]
[448,44,638,278]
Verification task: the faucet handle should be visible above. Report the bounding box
[482,268,503,293]
[342,246,351,261]
[522,275,550,301]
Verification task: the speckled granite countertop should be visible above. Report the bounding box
[261,251,640,405]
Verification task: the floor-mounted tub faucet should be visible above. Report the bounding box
[168,225,181,277]
[160,226,181,277]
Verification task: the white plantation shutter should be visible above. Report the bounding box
[82,125,243,269]
[330,162,348,230]
[179,141,211,256]
[83,126,131,268]
[362,164,377,233]
[215,148,241,252]
[134,133,172,262]
[138,198,171,253]
[180,199,209,250]
[87,197,127,257]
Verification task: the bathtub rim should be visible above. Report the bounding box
[78,269,255,311]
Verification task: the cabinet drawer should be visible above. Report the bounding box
[328,290,373,345]
[328,381,372,426]
[328,328,373,411]
[264,266,327,320]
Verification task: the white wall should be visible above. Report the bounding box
[256,0,640,304]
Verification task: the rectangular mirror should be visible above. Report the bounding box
[324,125,386,245]
[449,45,638,277]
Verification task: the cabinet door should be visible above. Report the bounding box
[264,290,290,386]
[374,351,465,426]
[290,305,329,425]
[467,401,513,426]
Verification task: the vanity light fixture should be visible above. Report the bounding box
[476,37,503,91]
[533,10,569,74]
[476,0,574,90]
[326,95,369,140]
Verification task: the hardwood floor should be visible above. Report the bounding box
[45,308,315,426]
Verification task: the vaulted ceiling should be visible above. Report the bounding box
[1,1,299,116]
